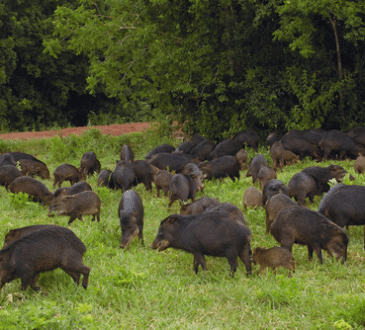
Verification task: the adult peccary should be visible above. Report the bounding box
[151,212,252,276]
[0,165,23,191]
[271,206,349,263]
[4,224,56,247]
[17,159,50,179]
[281,133,321,160]
[48,191,101,224]
[97,169,114,188]
[317,185,365,249]
[53,164,84,188]
[112,160,135,192]
[154,170,174,197]
[130,160,155,191]
[270,141,284,172]
[10,152,47,167]
[181,163,204,191]
[233,129,260,151]
[0,226,90,291]
[79,151,101,177]
[262,179,288,206]
[246,155,267,184]
[9,176,54,205]
[287,172,319,206]
[235,149,248,170]
[207,139,241,160]
[118,190,144,248]
[145,144,176,159]
[148,153,199,173]
[257,166,277,190]
[168,173,198,208]
[189,140,216,162]
[53,182,92,200]
[266,131,283,148]
[179,196,220,215]
[0,153,16,167]
[204,202,246,225]
[198,155,241,181]
[120,145,134,162]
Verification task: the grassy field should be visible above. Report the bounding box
[0,127,364,330]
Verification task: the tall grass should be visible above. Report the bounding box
[0,128,364,329]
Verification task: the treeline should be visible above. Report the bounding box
[1,0,365,139]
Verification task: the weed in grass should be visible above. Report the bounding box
[9,192,32,209]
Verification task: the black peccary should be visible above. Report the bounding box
[252,247,295,277]
[148,153,199,173]
[154,170,174,197]
[246,155,267,184]
[207,139,242,160]
[118,190,144,249]
[189,140,216,161]
[0,153,16,167]
[151,212,252,276]
[262,179,288,207]
[347,127,365,138]
[198,155,241,181]
[130,160,155,191]
[10,152,47,167]
[120,145,134,162]
[0,165,23,191]
[181,163,204,191]
[204,202,246,225]
[145,144,176,159]
[17,159,50,179]
[265,194,297,234]
[97,169,113,187]
[53,164,84,188]
[317,185,365,249]
[175,141,198,154]
[318,130,365,160]
[4,224,56,247]
[48,191,101,224]
[287,172,319,206]
[270,141,284,172]
[53,182,92,200]
[0,226,90,291]
[243,186,263,210]
[179,196,220,215]
[271,206,349,263]
[281,133,321,161]
[9,176,54,205]
[113,161,136,192]
[168,174,198,208]
[235,149,248,170]
[233,129,260,151]
[79,151,101,177]
[302,129,326,146]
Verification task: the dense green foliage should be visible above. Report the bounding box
[0,128,365,329]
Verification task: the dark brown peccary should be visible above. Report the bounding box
[262,179,289,207]
[283,150,300,165]
[10,152,47,167]
[257,166,277,190]
[246,155,267,184]
[347,127,365,138]
[302,129,326,146]
[266,131,283,148]
[120,145,134,162]
[148,153,199,173]
[280,133,321,161]
[4,224,57,247]
[287,172,319,206]
[53,182,92,200]
[252,247,295,277]
[235,149,248,170]
[181,163,205,191]
[0,165,23,191]
[0,226,90,291]
[354,156,365,174]
[190,134,206,145]
[270,141,284,172]
[317,185,365,249]
[265,194,298,234]
[154,170,174,197]
[233,129,260,151]
[112,161,135,192]
[243,186,263,210]
[9,176,54,205]
[175,141,198,154]
[168,173,198,208]
[204,202,246,225]
[0,153,16,167]
[79,151,101,177]
[17,159,50,179]
[189,140,216,162]
[53,164,84,188]
[97,169,113,187]
[271,206,349,263]
[145,144,176,159]
[207,138,242,160]
[130,160,155,191]
[352,133,365,147]
[151,212,252,276]
[48,191,101,224]
[118,190,144,249]
[198,155,241,181]
[179,196,220,215]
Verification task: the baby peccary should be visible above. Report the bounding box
[0,226,90,291]
[246,155,267,184]
[243,186,263,210]
[270,141,285,172]
[257,166,277,190]
[151,212,252,276]
[180,196,220,215]
[283,150,300,166]
[0,165,23,191]
[48,191,101,224]
[154,170,174,197]
[4,224,56,247]
[354,155,365,174]
[9,176,54,205]
[53,182,92,201]
[252,247,295,277]
[53,164,84,188]
[271,206,349,263]
[235,149,248,170]
[118,190,144,249]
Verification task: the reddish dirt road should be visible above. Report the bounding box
[0,123,152,140]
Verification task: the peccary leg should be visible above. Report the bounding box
[21,273,34,291]
[156,188,160,198]
[307,245,314,260]
[225,249,238,277]
[63,269,81,285]
[61,261,90,289]
[280,237,294,253]
[30,274,40,292]
[312,244,323,264]
[68,214,78,224]
[193,253,207,274]
[239,245,252,275]
[363,225,365,250]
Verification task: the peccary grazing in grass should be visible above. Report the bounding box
[283,150,300,165]
[189,140,216,162]
[79,151,101,177]
[0,165,23,191]
[262,179,288,207]
[246,155,267,184]
[207,139,241,160]
[204,202,246,225]
[145,144,176,159]
[17,159,50,179]
[53,182,92,200]
[179,196,220,215]
[53,164,84,188]
[0,153,16,167]
[10,152,46,167]
[243,186,263,210]
[354,156,365,174]
[198,156,240,181]
[97,169,114,188]
[270,141,284,172]
[148,153,199,173]
[168,174,198,208]
[235,149,248,170]
[113,161,135,192]
[287,172,318,206]
[154,170,174,197]
[233,129,260,151]
[257,166,277,190]
[120,145,134,162]
[4,224,56,247]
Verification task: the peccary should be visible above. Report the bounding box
[270,141,284,172]
[207,139,241,160]
[130,160,156,191]
[243,186,263,210]
[97,169,113,187]
[168,174,198,208]
[120,145,134,162]
[266,131,283,148]
[287,172,318,206]
[9,176,54,205]
[233,129,260,151]
[262,179,288,206]
[235,149,248,170]
[79,151,101,177]
[198,156,241,181]
[0,165,23,191]
[252,247,295,277]
[189,140,216,161]
[151,212,252,276]
[246,155,267,184]
[181,163,204,191]
[154,170,174,197]
[113,161,135,192]
[175,141,198,154]
[283,150,300,165]
[4,224,56,247]
[179,196,220,215]
[148,153,199,173]
[301,165,347,191]
[53,182,92,200]
[281,133,321,160]
[354,156,365,174]
[204,202,246,225]
[265,194,297,234]
[118,190,144,248]
[271,206,349,263]
[10,152,47,167]
[17,159,50,179]
[190,134,206,145]
[0,153,16,167]
[257,166,277,190]
[0,226,90,291]
[145,144,176,159]
[48,191,101,224]
[53,164,84,188]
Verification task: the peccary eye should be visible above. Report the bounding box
[337,243,343,248]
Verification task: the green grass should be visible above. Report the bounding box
[0,128,364,329]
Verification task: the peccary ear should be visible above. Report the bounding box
[166,216,177,224]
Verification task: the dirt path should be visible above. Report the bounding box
[0,123,152,140]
